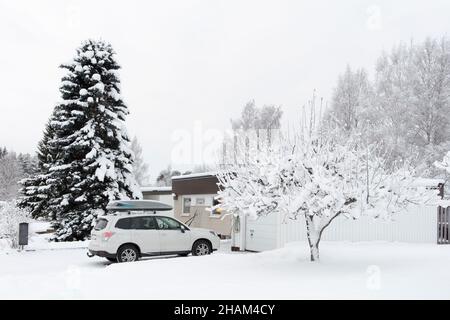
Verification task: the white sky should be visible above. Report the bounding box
[0,0,449,182]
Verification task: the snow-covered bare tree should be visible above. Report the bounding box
[0,201,30,249]
[434,150,450,175]
[324,65,373,135]
[130,136,150,186]
[33,39,142,241]
[0,152,24,201]
[231,100,283,135]
[409,37,450,147]
[156,166,181,186]
[326,37,450,176]
[223,101,283,166]
[217,134,434,261]
[372,43,415,166]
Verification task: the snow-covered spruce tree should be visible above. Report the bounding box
[46,39,142,241]
[217,136,434,261]
[19,116,60,219]
[17,153,38,177]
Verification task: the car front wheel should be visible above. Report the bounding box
[192,240,211,256]
[117,245,139,263]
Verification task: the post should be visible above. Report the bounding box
[437,206,441,244]
[438,183,445,199]
[19,222,29,250]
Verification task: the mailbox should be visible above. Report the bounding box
[19,223,29,246]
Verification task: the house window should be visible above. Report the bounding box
[183,197,191,214]
[196,197,205,205]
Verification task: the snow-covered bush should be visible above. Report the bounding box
[0,201,30,249]
[217,135,435,261]
[435,151,450,174]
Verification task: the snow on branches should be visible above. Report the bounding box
[0,201,30,249]
[217,136,436,261]
[435,151,450,174]
[19,40,142,241]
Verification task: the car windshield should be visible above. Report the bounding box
[94,218,108,231]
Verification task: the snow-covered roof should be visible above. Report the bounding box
[172,172,217,180]
[140,186,172,193]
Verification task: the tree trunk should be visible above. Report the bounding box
[309,241,320,261]
[305,215,321,262]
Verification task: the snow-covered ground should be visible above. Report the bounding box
[0,233,449,299]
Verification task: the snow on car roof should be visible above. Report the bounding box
[106,200,173,211]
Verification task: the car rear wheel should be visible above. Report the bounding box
[192,240,211,256]
[117,245,139,263]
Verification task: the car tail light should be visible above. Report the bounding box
[102,231,115,241]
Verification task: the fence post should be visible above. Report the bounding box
[438,183,445,199]
[447,207,450,244]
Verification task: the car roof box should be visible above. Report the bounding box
[106,200,173,212]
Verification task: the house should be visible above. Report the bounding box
[231,179,448,252]
[171,172,232,238]
[141,186,174,216]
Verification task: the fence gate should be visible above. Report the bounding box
[437,206,450,244]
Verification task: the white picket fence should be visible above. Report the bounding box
[242,205,439,252]
[279,205,438,247]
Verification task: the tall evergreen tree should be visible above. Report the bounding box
[0,147,7,159]
[37,118,58,169]
[18,117,58,219]
[43,39,141,240]
[17,153,38,177]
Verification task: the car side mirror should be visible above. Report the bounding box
[180,226,186,233]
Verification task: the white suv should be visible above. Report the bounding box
[88,212,220,263]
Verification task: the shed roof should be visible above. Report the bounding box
[140,186,172,194]
[172,172,217,180]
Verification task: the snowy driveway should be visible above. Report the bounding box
[0,240,449,299]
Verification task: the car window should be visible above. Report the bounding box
[155,217,182,230]
[94,218,109,230]
[131,216,157,230]
[115,218,132,230]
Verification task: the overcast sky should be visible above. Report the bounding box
[1,0,449,183]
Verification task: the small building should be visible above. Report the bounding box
[141,186,174,217]
[172,172,232,238]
